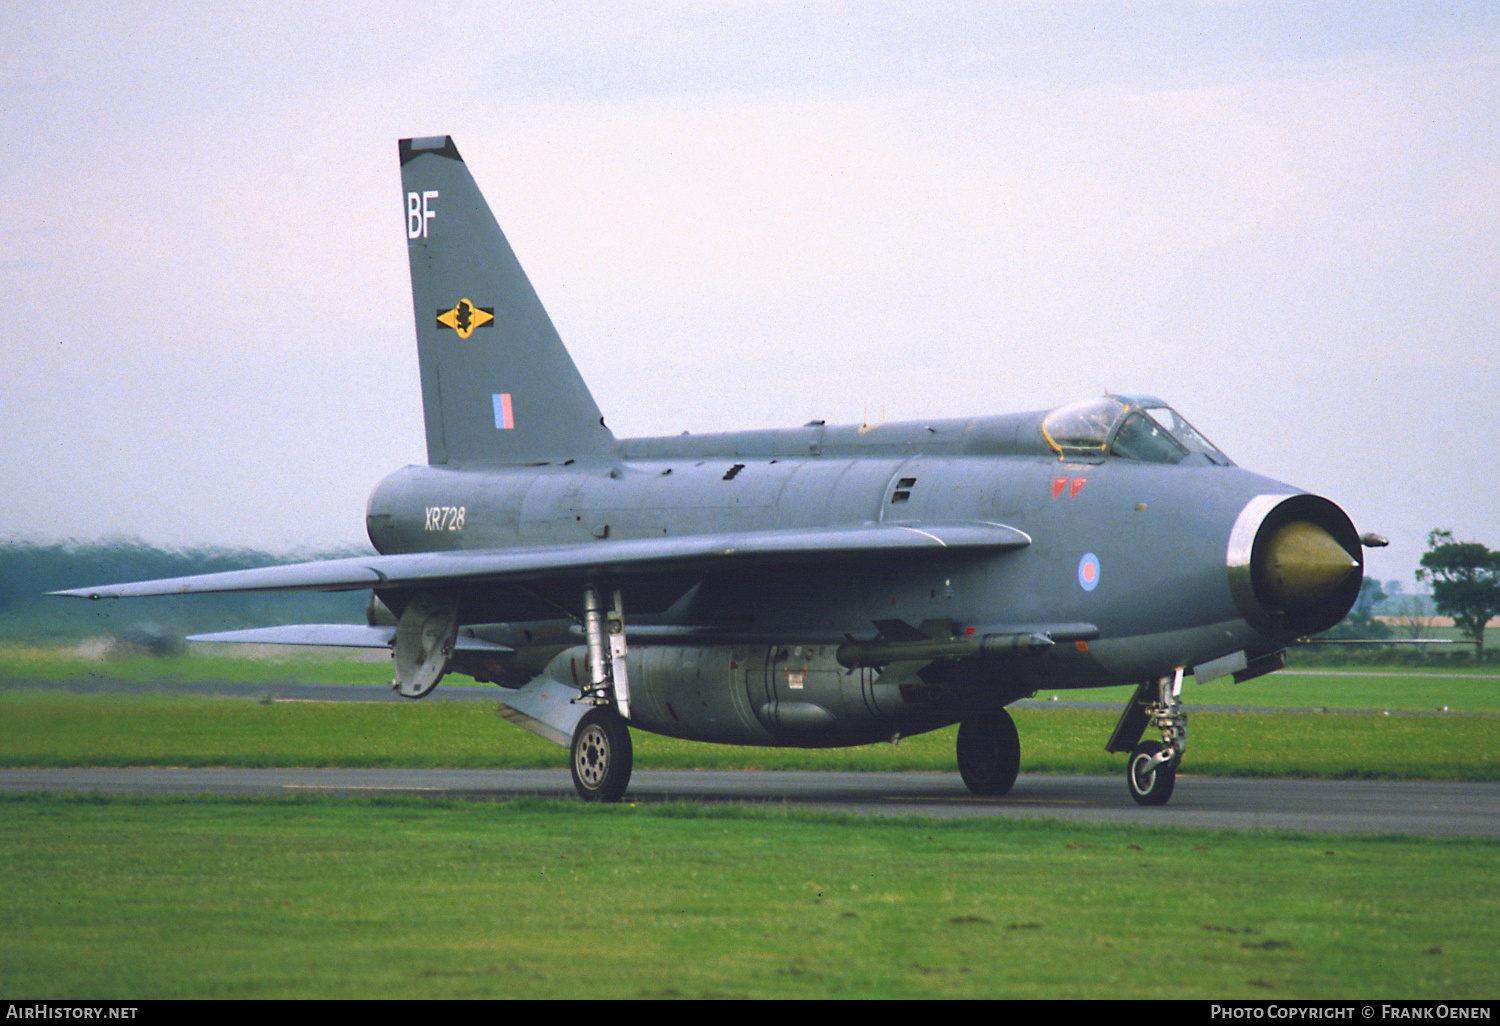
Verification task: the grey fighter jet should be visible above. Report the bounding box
[56,136,1374,806]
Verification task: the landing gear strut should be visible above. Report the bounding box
[956,708,1021,796]
[579,583,631,717]
[569,582,633,802]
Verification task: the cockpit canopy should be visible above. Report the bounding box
[1042,395,1232,465]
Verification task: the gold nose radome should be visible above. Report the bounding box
[1261,521,1359,608]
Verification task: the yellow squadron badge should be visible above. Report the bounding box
[436,299,495,339]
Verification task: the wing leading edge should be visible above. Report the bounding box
[51,521,1031,601]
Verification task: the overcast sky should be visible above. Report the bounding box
[3,1,1496,586]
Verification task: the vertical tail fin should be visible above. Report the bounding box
[399,136,618,465]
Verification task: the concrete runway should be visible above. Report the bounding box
[6,676,1498,838]
[5,766,1498,838]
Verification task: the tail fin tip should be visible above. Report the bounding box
[399,136,463,165]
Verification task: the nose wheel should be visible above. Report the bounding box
[1127,740,1177,806]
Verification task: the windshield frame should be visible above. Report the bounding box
[1041,395,1233,466]
[1136,404,1231,465]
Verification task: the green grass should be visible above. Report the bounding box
[4,648,1496,999]
[7,643,1498,708]
[3,647,1497,779]
[1046,666,1500,714]
[0,688,563,769]
[0,645,394,687]
[1,794,1494,999]
[2,688,1496,780]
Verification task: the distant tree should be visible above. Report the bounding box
[1416,530,1500,657]
[1326,577,1391,639]
[1389,595,1439,640]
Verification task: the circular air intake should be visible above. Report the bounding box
[1227,494,1363,637]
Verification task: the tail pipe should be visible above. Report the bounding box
[1228,494,1364,637]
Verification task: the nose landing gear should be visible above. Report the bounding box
[1108,669,1187,807]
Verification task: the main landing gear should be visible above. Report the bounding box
[956,708,1021,796]
[571,706,633,802]
[569,583,634,802]
[1108,669,1188,807]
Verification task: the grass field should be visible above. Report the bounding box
[0,645,392,686]
[1,794,1496,1000]
[7,643,1499,709]
[3,687,1498,781]
[3,645,1497,780]
[1044,666,1500,714]
[3,648,1498,999]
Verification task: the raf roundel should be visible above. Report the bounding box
[1078,552,1101,592]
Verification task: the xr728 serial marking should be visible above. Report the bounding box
[424,506,465,532]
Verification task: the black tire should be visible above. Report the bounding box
[956,708,1021,796]
[1127,740,1177,806]
[570,707,633,803]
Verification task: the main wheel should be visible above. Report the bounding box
[956,708,1021,796]
[570,707,633,803]
[1127,740,1177,806]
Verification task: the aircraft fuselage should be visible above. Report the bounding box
[364,409,1336,747]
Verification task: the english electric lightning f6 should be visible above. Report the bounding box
[59,137,1376,805]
